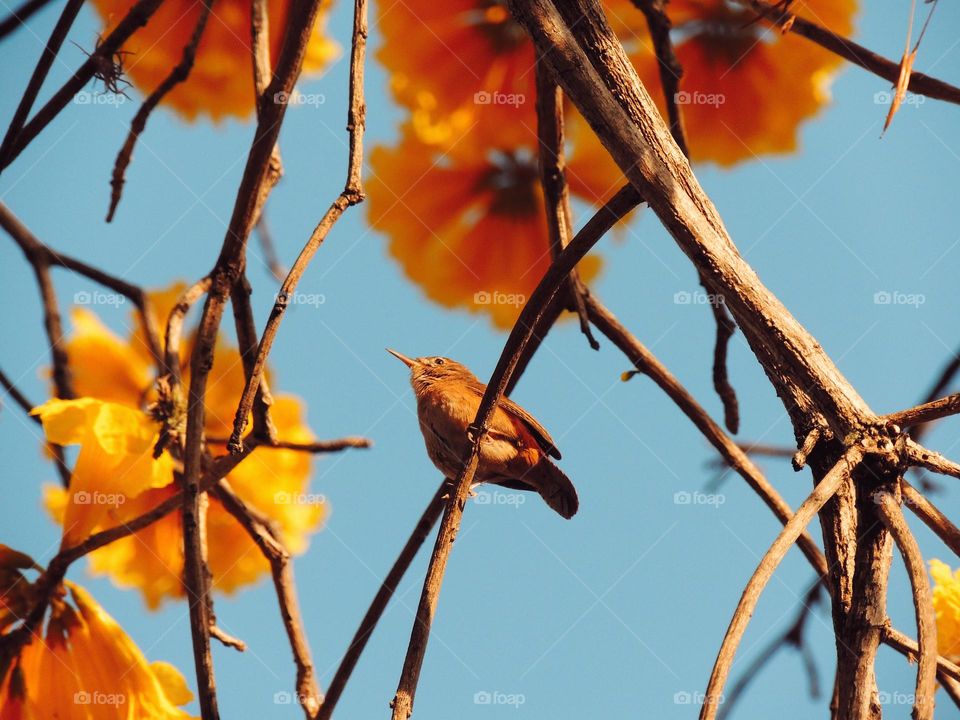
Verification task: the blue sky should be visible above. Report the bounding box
[2,1,960,718]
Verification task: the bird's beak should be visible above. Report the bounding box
[386,348,417,368]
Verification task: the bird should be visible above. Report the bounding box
[387,349,579,519]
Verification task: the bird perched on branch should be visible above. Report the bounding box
[388,349,578,518]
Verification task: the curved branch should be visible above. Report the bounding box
[902,480,960,558]
[875,492,937,720]
[318,483,446,720]
[389,184,643,720]
[699,448,861,720]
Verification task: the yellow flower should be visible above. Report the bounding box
[931,559,960,660]
[368,129,601,329]
[40,283,325,608]
[32,398,174,547]
[90,0,338,120]
[1,581,195,719]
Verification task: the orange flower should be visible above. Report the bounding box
[90,0,338,120]
[570,0,857,179]
[368,128,601,329]
[377,0,537,149]
[40,284,325,608]
[1,580,195,719]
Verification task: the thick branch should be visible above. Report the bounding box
[884,393,960,430]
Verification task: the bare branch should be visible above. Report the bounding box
[0,0,55,40]
[213,478,321,719]
[534,63,598,350]
[0,0,84,167]
[875,491,937,720]
[906,438,960,480]
[745,0,960,105]
[318,483,446,720]
[902,480,960,557]
[0,0,166,170]
[700,448,862,720]
[228,0,368,453]
[107,0,216,221]
[884,393,960,430]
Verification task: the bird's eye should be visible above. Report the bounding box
[435,358,445,366]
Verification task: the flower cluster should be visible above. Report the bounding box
[368,0,856,326]
[36,283,326,608]
[1,546,194,719]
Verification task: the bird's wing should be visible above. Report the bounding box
[463,377,562,460]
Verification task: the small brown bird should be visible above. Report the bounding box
[388,349,578,518]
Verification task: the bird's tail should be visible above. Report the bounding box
[529,458,579,519]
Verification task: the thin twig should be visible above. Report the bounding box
[227,0,367,453]
[902,480,960,557]
[0,201,163,362]
[0,366,38,418]
[0,0,166,170]
[107,0,215,221]
[906,438,960,480]
[318,482,446,720]
[699,448,861,720]
[230,271,277,441]
[0,0,55,40]
[718,582,823,720]
[884,626,960,682]
[0,0,84,168]
[0,442,253,659]
[884,393,960,430]
[745,0,960,105]
[913,346,960,441]
[875,491,937,720]
[587,295,827,577]
[207,435,371,453]
[534,63,598,350]
[256,213,288,281]
[213,478,321,719]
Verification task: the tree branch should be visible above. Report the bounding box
[318,482,446,720]
[227,0,367,453]
[874,491,937,720]
[700,448,861,720]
